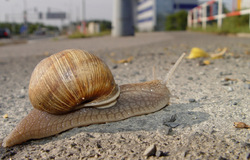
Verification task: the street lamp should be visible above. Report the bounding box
[22,0,28,37]
[81,0,86,34]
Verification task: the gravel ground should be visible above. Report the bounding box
[0,31,249,159]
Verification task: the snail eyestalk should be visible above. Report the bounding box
[163,53,186,85]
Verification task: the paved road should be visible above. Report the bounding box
[0,31,249,159]
[0,32,174,58]
[0,31,249,58]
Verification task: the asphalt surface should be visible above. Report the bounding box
[0,31,249,159]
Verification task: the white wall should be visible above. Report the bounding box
[241,0,250,9]
[136,0,155,31]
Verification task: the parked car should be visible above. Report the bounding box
[0,28,11,38]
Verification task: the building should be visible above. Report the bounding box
[238,0,250,10]
[88,22,100,34]
[136,0,198,31]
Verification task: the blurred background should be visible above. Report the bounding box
[0,0,249,40]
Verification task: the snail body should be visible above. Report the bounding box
[2,49,185,147]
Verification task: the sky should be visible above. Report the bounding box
[0,0,113,26]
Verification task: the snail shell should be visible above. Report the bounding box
[29,49,120,114]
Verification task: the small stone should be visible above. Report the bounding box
[218,156,227,160]
[233,101,238,105]
[71,142,77,147]
[169,114,177,122]
[199,72,205,75]
[139,77,147,82]
[96,141,102,148]
[220,72,232,76]
[189,98,196,103]
[18,95,25,98]
[246,153,250,159]
[201,96,208,100]
[210,129,217,134]
[132,71,140,76]
[188,77,193,80]
[157,126,172,135]
[227,87,234,92]
[244,84,250,89]
[221,82,230,86]
[155,150,169,157]
[112,65,118,69]
[155,150,163,157]
[143,144,156,157]
[164,122,179,128]
[163,114,177,123]
[2,76,7,81]
[183,150,189,157]
[242,78,246,82]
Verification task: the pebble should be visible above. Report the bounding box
[218,156,227,160]
[219,72,232,76]
[18,95,25,99]
[157,126,172,135]
[132,71,140,76]
[143,144,156,157]
[155,150,169,157]
[247,134,250,141]
[189,98,196,103]
[169,114,177,122]
[163,114,177,123]
[112,65,118,69]
[139,77,147,82]
[227,87,234,92]
[246,153,250,159]
[96,141,102,148]
[244,84,250,89]
[164,122,179,128]
[71,142,77,147]
[2,76,7,81]
[188,77,193,80]
[232,101,238,105]
[199,72,205,75]
[221,82,230,86]
[201,96,208,100]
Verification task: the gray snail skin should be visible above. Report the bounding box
[2,49,185,147]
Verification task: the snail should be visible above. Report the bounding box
[2,49,185,147]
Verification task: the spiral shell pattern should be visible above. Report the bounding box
[29,49,119,114]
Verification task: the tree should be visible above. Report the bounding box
[165,10,188,31]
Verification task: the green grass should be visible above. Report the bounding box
[68,30,111,39]
[188,15,250,34]
[188,23,250,34]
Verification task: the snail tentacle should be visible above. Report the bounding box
[163,53,186,85]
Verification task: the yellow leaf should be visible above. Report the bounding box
[187,47,209,59]
[111,56,134,64]
[3,114,8,119]
[203,60,210,65]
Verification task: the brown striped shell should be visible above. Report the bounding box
[28,49,120,115]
